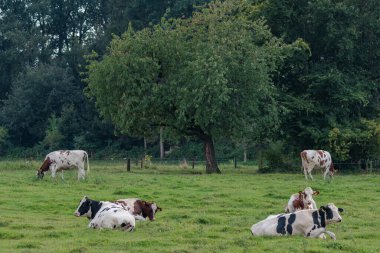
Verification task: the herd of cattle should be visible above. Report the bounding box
[36,149,343,239]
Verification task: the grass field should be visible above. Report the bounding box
[0,160,379,253]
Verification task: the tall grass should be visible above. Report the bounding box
[0,160,379,252]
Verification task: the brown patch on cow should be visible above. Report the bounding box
[320,160,325,166]
[300,151,308,169]
[317,150,324,157]
[38,157,52,172]
[292,191,305,210]
[114,200,131,212]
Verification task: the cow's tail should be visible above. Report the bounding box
[85,151,90,173]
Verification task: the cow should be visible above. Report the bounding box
[37,150,90,180]
[114,198,162,221]
[251,203,343,240]
[285,187,319,213]
[300,150,334,180]
[74,196,135,231]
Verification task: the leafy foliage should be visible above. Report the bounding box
[86,0,300,172]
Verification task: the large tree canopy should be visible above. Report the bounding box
[85,0,302,173]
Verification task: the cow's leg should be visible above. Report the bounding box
[324,230,336,240]
[61,170,64,180]
[323,167,330,180]
[303,167,309,180]
[51,165,57,179]
[77,165,85,180]
[306,227,326,238]
[308,165,315,180]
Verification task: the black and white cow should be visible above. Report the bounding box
[251,203,343,239]
[114,198,162,221]
[74,196,135,231]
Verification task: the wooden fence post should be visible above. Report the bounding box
[234,157,237,169]
[127,158,131,172]
[141,157,143,169]
[192,157,195,169]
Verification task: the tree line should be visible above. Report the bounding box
[0,0,379,172]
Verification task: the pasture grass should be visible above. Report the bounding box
[0,159,379,253]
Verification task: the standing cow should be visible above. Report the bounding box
[114,198,162,221]
[301,150,334,180]
[74,196,135,231]
[37,150,90,180]
[251,203,343,240]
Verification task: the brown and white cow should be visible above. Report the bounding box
[114,198,162,221]
[300,150,334,180]
[37,150,90,180]
[285,187,319,213]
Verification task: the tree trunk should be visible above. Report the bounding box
[160,126,164,159]
[243,144,247,163]
[144,137,147,156]
[203,135,221,174]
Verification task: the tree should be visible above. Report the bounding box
[86,0,299,173]
[43,114,64,150]
[261,0,380,162]
[0,63,81,146]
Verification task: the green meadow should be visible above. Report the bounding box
[0,160,379,253]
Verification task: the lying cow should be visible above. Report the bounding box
[301,150,334,180]
[114,198,162,221]
[74,196,135,231]
[37,150,90,180]
[285,187,319,213]
[251,203,343,240]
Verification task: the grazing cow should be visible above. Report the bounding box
[74,196,135,231]
[285,187,319,213]
[114,198,162,221]
[37,150,90,180]
[251,203,343,240]
[301,150,334,180]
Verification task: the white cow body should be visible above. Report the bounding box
[37,150,90,180]
[251,204,343,240]
[301,150,334,180]
[285,187,319,213]
[74,196,135,231]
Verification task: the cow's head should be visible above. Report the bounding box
[74,196,92,218]
[36,170,44,179]
[329,163,335,177]
[37,157,52,179]
[320,203,343,224]
[140,201,162,221]
[302,187,319,208]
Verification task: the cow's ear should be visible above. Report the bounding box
[338,208,344,212]
[313,191,320,196]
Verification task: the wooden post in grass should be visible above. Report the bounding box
[141,157,143,169]
[127,159,131,172]
[234,157,237,169]
[192,157,195,169]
